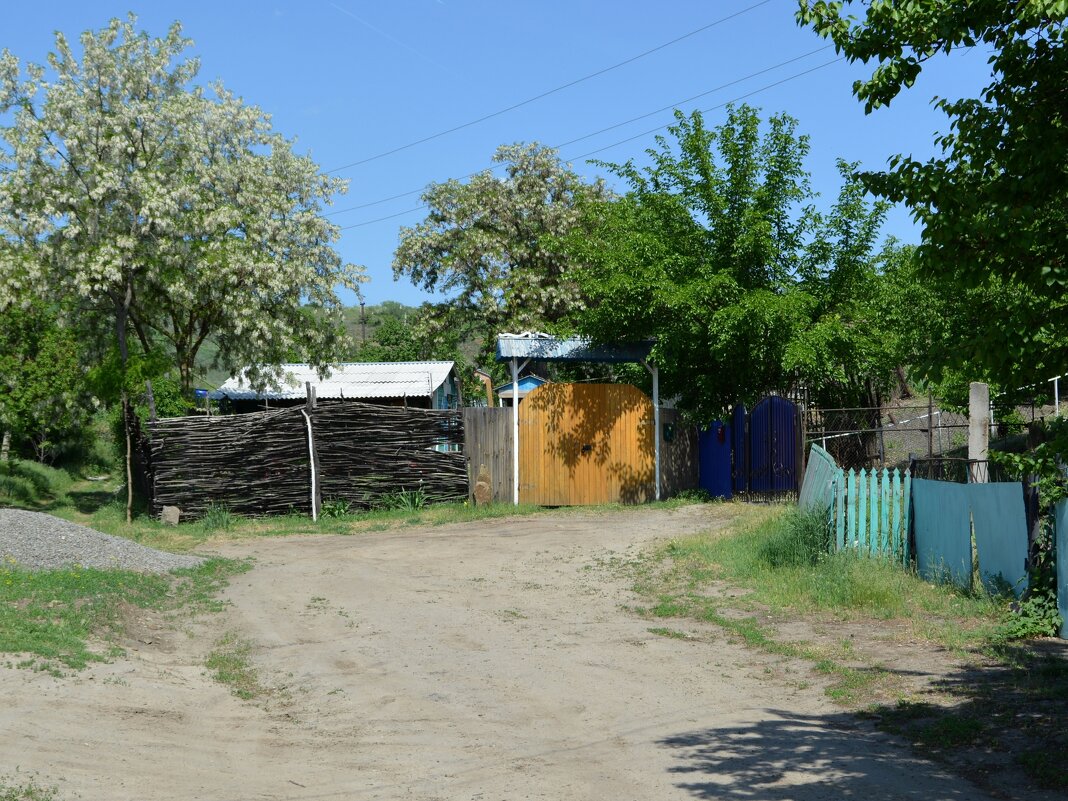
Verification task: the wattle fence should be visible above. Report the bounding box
[800,444,911,563]
[147,401,467,519]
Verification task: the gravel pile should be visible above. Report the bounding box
[0,509,203,573]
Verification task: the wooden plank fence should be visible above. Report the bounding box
[801,445,911,563]
[832,466,911,563]
[462,407,513,503]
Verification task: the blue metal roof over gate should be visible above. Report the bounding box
[495,333,654,363]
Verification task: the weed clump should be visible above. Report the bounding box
[757,506,831,568]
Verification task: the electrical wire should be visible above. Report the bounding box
[328,45,832,218]
[325,0,774,173]
[337,54,844,231]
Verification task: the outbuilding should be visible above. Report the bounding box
[209,361,461,413]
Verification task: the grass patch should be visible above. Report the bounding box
[634,503,1068,798]
[38,472,554,550]
[652,506,1003,644]
[0,558,249,672]
[206,632,265,700]
[648,626,693,641]
[632,505,1009,703]
[0,773,59,801]
[0,460,74,507]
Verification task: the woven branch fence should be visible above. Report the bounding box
[148,401,466,519]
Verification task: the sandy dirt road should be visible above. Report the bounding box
[1,505,999,800]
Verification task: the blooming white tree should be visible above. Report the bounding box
[0,16,364,518]
[392,143,609,360]
[0,16,365,393]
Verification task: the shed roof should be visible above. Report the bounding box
[209,361,456,401]
[495,333,654,363]
[493,374,548,399]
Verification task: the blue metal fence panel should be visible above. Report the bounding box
[731,404,747,495]
[749,396,798,494]
[912,478,973,586]
[1057,499,1068,639]
[698,423,732,500]
[970,482,1029,597]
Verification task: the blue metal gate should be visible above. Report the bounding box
[732,396,801,499]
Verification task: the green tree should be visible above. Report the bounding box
[0,302,94,463]
[797,0,1068,386]
[572,106,911,419]
[0,17,364,517]
[393,142,610,363]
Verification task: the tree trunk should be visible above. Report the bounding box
[0,430,9,463]
[116,282,134,524]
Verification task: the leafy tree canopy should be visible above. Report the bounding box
[571,105,916,418]
[0,15,365,393]
[392,142,610,364]
[797,0,1068,386]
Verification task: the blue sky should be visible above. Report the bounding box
[5,1,994,307]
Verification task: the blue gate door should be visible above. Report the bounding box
[748,396,800,496]
[731,404,748,495]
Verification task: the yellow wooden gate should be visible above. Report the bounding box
[519,383,655,506]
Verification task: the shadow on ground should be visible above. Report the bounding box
[875,638,1068,796]
[62,488,117,514]
[659,639,1068,800]
[658,710,985,800]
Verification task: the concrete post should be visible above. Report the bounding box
[969,382,990,483]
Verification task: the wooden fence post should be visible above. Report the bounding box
[303,382,321,521]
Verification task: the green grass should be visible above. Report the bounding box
[30,469,556,551]
[0,773,59,801]
[634,504,1068,797]
[0,460,75,507]
[649,506,1003,644]
[0,558,249,672]
[206,632,265,700]
[632,505,1009,704]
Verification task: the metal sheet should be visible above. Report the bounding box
[970,482,1029,596]
[495,334,654,363]
[749,396,799,495]
[912,478,973,587]
[731,404,747,494]
[698,422,732,500]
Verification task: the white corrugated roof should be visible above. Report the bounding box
[209,362,456,401]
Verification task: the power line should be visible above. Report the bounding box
[329,45,832,218]
[567,56,843,164]
[325,0,774,173]
[338,56,844,231]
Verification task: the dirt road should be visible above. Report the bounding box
[1,505,999,800]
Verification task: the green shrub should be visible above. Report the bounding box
[199,503,237,532]
[375,488,427,512]
[320,498,352,519]
[0,459,73,506]
[758,506,832,568]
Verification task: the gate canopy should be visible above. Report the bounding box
[496,333,654,363]
[495,332,660,505]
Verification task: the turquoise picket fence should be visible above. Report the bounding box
[831,466,911,563]
[801,446,911,563]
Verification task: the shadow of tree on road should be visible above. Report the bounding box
[658,710,989,800]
